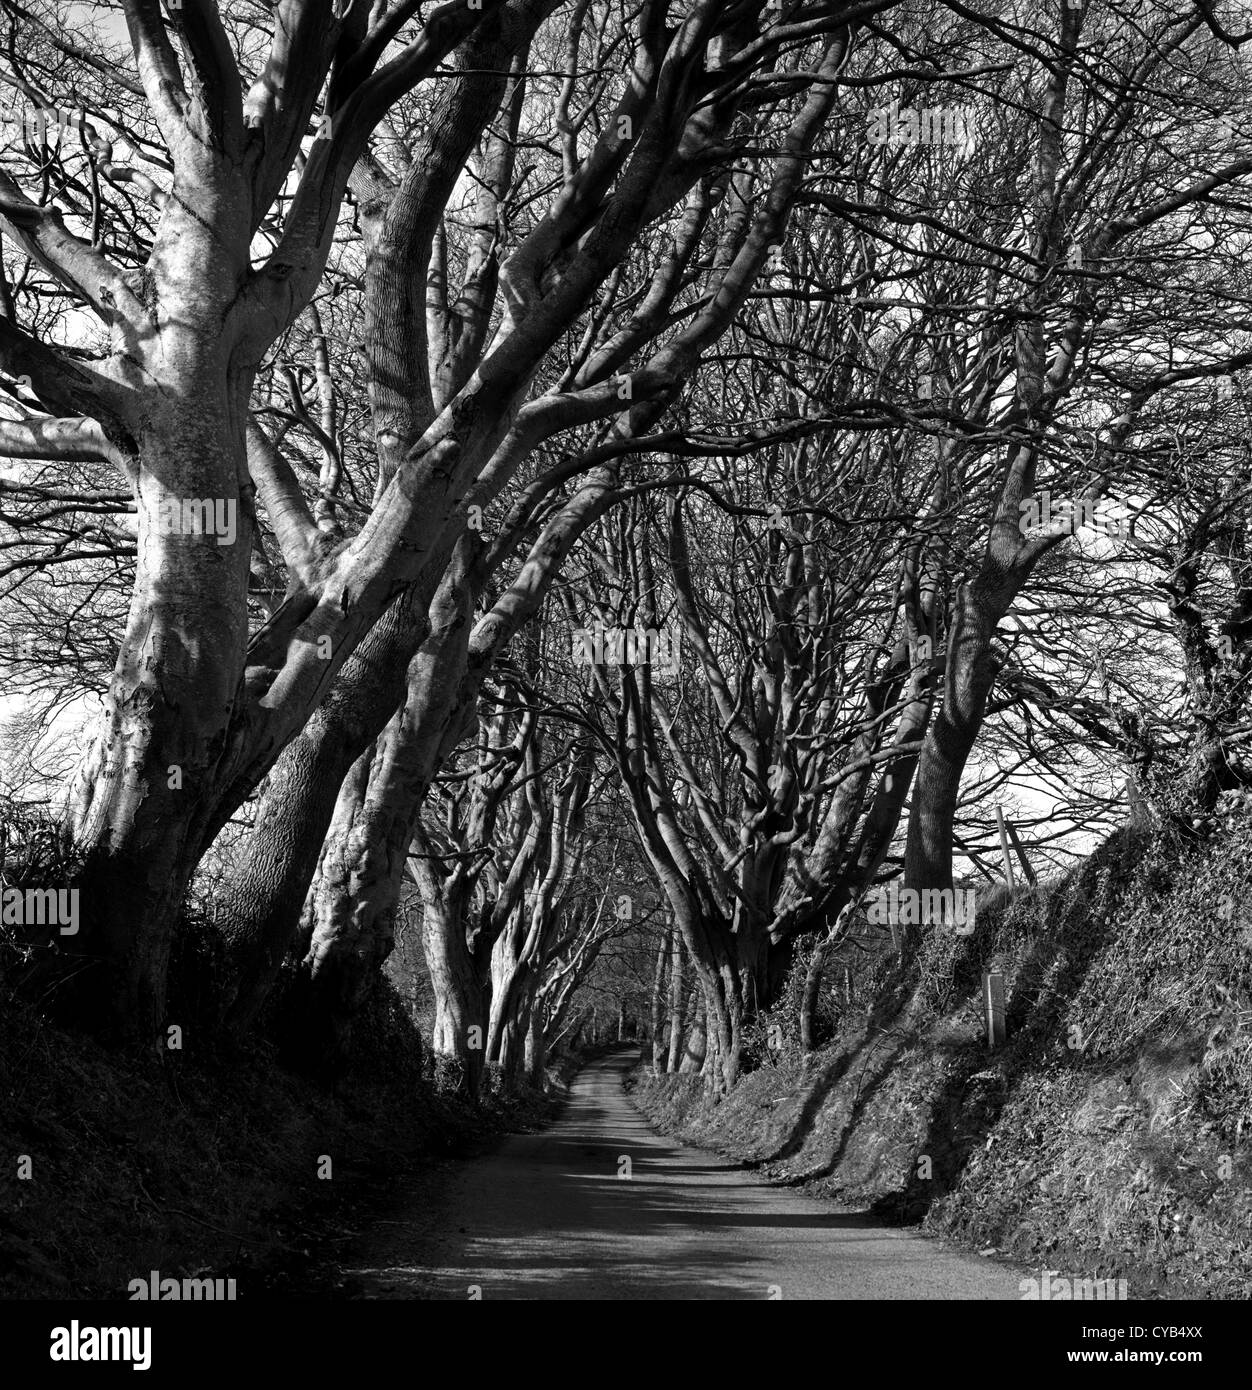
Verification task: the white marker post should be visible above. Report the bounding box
[983,969,1006,1048]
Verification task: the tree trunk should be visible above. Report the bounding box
[420,890,488,1093]
[494,978,535,1090]
[678,999,706,1074]
[666,925,685,1073]
[905,575,1019,894]
[297,733,439,1059]
[61,385,253,1041]
[650,928,668,1073]
[216,571,444,1027]
[800,936,831,1054]
[487,907,528,1073]
[525,1009,547,1086]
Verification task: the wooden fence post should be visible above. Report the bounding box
[1005,819,1036,885]
[996,807,1017,891]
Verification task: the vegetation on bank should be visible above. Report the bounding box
[629,821,1252,1299]
[0,980,589,1300]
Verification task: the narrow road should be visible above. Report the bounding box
[341,1050,1027,1300]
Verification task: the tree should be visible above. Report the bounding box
[0,0,887,1040]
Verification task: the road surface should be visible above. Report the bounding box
[339,1050,1028,1300]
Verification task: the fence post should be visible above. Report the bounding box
[1005,819,1036,885]
[996,807,1017,891]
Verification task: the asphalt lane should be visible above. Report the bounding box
[340,1050,1028,1300]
